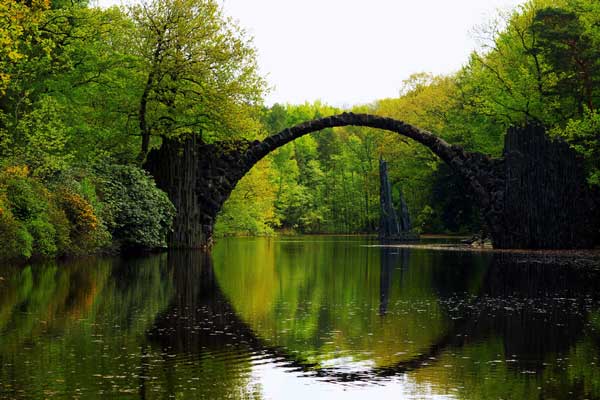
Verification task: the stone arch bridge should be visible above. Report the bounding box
[145,113,597,249]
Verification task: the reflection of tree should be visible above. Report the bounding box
[212,238,488,369]
[0,255,174,399]
[147,247,453,383]
[210,239,600,396]
[476,254,593,364]
[149,250,228,353]
[384,252,600,400]
[0,259,113,348]
[410,253,600,400]
[3,245,600,398]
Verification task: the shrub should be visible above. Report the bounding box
[415,205,445,234]
[26,218,57,256]
[0,201,32,260]
[15,225,33,259]
[59,190,99,234]
[47,205,72,254]
[4,174,47,221]
[0,165,109,260]
[95,164,175,250]
[0,167,44,259]
[1,167,60,258]
[56,189,110,254]
[0,162,171,260]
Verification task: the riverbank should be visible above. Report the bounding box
[373,241,600,268]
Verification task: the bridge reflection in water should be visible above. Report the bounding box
[1,238,600,399]
[148,238,600,398]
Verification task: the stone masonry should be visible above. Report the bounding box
[145,113,598,249]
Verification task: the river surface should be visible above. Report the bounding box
[2,236,600,399]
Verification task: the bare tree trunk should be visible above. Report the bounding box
[137,38,164,163]
[137,77,152,162]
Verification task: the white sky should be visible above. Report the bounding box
[96,0,526,107]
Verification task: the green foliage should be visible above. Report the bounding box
[215,158,278,236]
[15,225,34,259]
[0,0,266,252]
[95,164,175,249]
[415,205,441,234]
[56,189,110,254]
[256,102,384,234]
[26,218,58,256]
[0,165,110,260]
[553,108,600,185]
[225,0,600,236]
[14,96,72,180]
[1,0,598,243]
[235,101,480,236]
[0,0,49,94]
[0,169,54,259]
[532,6,600,113]
[129,0,266,158]
[5,175,48,221]
[456,0,600,184]
[0,203,32,260]
[46,203,71,253]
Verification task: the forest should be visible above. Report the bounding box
[1,0,599,260]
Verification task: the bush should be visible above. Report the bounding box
[0,201,32,260]
[0,165,110,260]
[0,167,48,259]
[95,164,175,250]
[26,218,57,256]
[56,189,110,254]
[0,162,172,260]
[47,205,72,253]
[4,173,47,221]
[415,205,444,234]
[15,225,34,259]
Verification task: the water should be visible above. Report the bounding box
[1,236,600,399]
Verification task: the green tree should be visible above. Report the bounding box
[128,0,266,160]
[555,108,600,185]
[215,158,278,236]
[531,6,600,114]
[0,0,49,95]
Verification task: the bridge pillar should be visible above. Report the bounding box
[491,124,598,249]
[145,136,246,249]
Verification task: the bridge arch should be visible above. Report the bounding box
[146,112,501,248]
[241,113,495,208]
[145,114,596,249]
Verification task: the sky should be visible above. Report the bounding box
[96,0,526,107]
